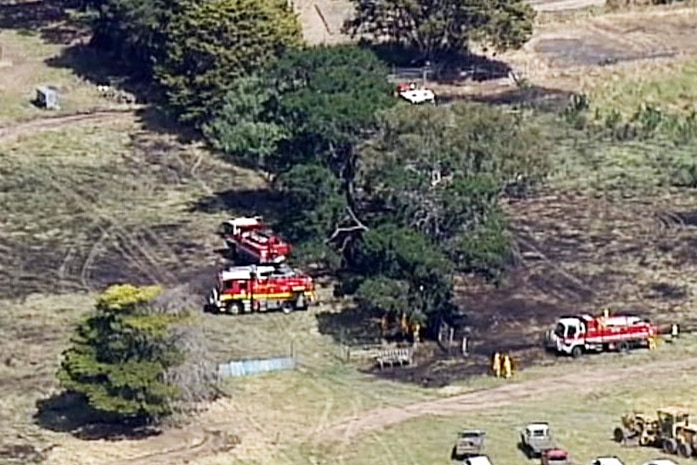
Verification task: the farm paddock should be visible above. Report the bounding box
[2,1,697,465]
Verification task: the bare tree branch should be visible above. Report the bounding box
[325,206,369,244]
[148,285,222,421]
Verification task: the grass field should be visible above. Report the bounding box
[0,116,267,298]
[3,2,697,465]
[233,336,697,465]
[321,365,697,465]
[0,29,107,125]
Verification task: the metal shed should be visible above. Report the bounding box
[35,86,60,110]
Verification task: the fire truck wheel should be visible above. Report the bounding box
[281,301,294,314]
[678,442,692,457]
[571,346,583,358]
[663,438,678,454]
[226,302,243,315]
[618,341,630,353]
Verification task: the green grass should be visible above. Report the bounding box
[546,134,697,193]
[585,58,697,116]
[280,337,697,465]
[0,30,109,125]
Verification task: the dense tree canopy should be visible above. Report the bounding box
[206,44,396,178]
[89,0,173,77]
[157,0,302,124]
[344,0,536,61]
[88,0,302,125]
[204,44,551,333]
[57,285,212,422]
[357,103,548,249]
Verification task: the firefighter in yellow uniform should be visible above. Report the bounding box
[400,313,409,337]
[492,352,501,378]
[412,323,421,343]
[502,353,513,379]
[648,336,657,351]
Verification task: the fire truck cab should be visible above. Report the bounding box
[206,264,317,315]
[218,216,291,264]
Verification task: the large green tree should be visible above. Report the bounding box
[89,0,301,125]
[357,102,549,278]
[351,224,455,325]
[206,44,551,336]
[203,75,288,175]
[344,0,535,61]
[206,45,396,181]
[90,0,174,77]
[58,285,189,421]
[157,0,302,125]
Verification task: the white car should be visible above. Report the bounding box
[398,88,436,104]
[591,457,625,465]
[463,455,493,465]
[641,460,679,465]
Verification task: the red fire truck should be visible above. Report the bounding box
[218,216,291,264]
[205,264,317,315]
[544,311,658,358]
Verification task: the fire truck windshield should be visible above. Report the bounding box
[554,323,565,338]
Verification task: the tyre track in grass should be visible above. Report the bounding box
[0,109,138,144]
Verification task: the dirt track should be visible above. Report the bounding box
[528,0,604,11]
[103,429,239,465]
[315,354,697,446]
[0,109,137,143]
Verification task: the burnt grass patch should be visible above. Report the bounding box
[366,191,697,386]
[0,130,242,300]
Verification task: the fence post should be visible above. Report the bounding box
[448,328,454,356]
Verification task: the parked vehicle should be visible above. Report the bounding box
[462,455,493,465]
[218,216,291,264]
[520,422,556,458]
[613,406,697,457]
[451,430,485,460]
[542,448,571,465]
[591,457,625,465]
[205,264,316,315]
[544,311,658,357]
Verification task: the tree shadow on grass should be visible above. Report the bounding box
[43,42,197,141]
[468,86,577,112]
[189,188,282,219]
[362,41,513,83]
[315,305,383,346]
[34,391,161,440]
[0,0,66,31]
